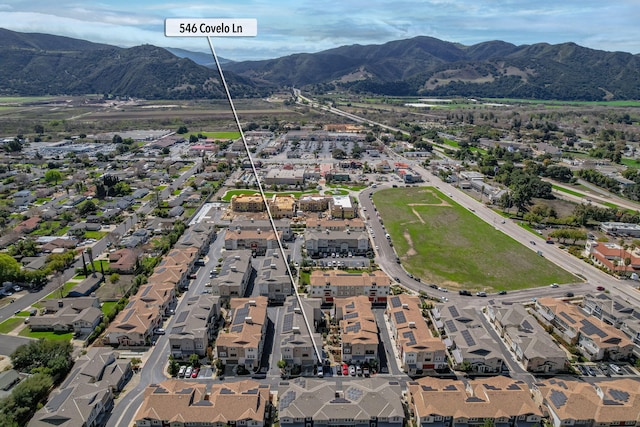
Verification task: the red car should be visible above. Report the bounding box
[596,286,605,291]
[342,363,349,376]
[191,367,200,378]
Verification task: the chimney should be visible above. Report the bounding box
[245,316,253,324]
[294,307,302,314]
[249,300,256,306]
[408,321,416,328]
[231,265,237,272]
[292,326,300,333]
[402,303,409,309]
[270,264,277,269]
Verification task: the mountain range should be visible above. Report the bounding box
[2,28,640,101]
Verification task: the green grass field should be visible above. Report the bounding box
[373,187,576,291]
[198,131,241,140]
[0,318,24,334]
[19,329,72,341]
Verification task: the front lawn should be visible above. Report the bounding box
[19,329,72,341]
[0,318,24,334]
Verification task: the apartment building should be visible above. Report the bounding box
[210,250,253,299]
[409,376,543,427]
[216,297,268,370]
[256,250,292,304]
[280,297,323,369]
[230,193,266,213]
[329,195,356,219]
[135,380,271,427]
[335,296,379,364]
[487,303,568,373]
[534,297,634,361]
[582,292,640,345]
[278,378,404,427]
[434,304,504,373]
[309,270,390,304]
[533,378,640,427]
[224,228,280,256]
[168,294,221,358]
[386,294,447,375]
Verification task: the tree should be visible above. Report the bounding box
[0,253,21,283]
[130,357,142,372]
[110,273,120,284]
[11,340,73,381]
[78,199,98,216]
[44,169,62,186]
[168,356,180,377]
[176,126,188,134]
[189,353,201,368]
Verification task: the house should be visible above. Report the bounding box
[278,378,404,427]
[30,298,102,334]
[279,297,323,370]
[409,376,542,427]
[216,297,268,370]
[533,378,640,427]
[533,297,634,361]
[135,380,270,427]
[308,270,390,304]
[108,248,139,274]
[0,370,22,399]
[434,304,504,373]
[67,273,104,297]
[487,302,568,373]
[175,221,216,255]
[335,296,379,364]
[386,294,447,375]
[168,294,221,358]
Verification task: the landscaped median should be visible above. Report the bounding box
[373,186,577,292]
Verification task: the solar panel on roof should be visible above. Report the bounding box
[344,312,359,319]
[444,319,457,333]
[549,389,568,408]
[402,330,416,346]
[121,309,135,322]
[346,323,361,333]
[230,325,243,333]
[390,296,401,308]
[233,307,249,325]
[176,311,189,324]
[346,387,363,401]
[280,390,296,409]
[461,330,476,347]
[448,306,460,318]
[141,286,152,297]
[521,320,534,330]
[559,311,576,324]
[607,389,629,403]
[506,383,521,390]
[283,313,294,333]
[581,319,607,338]
[394,311,407,324]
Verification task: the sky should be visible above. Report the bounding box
[1,0,639,61]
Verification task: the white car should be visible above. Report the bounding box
[550,283,559,288]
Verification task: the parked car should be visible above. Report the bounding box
[178,366,186,378]
[349,365,356,376]
[459,290,471,296]
[317,365,324,378]
[191,367,200,378]
[550,283,559,288]
[476,291,487,297]
[363,367,370,377]
[498,290,507,295]
[154,328,165,335]
[185,366,193,378]
[564,292,574,297]
[342,363,349,376]
[356,365,362,376]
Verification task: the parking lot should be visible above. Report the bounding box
[574,362,637,377]
[313,253,371,269]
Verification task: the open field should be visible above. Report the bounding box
[198,131,241,139]
[373,187,576,291]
